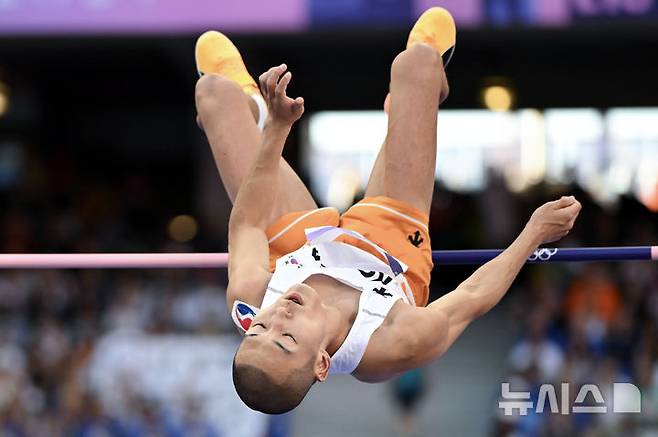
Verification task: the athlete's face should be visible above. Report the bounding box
[237,284,330,383]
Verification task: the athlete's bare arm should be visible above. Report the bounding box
[358,196,581,377]
[227,65,306,309]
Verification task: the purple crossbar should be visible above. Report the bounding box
[0,247,654,269]
[433,246,657,265]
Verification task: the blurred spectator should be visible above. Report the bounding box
[166,396,220,437]
[508,309,564,382]
[171,270,230,333]
[103,274,153,333]
[390,368,427,437]
[66,392,117,437]
[565,264,622,339]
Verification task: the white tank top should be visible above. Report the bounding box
[231,226,415,375]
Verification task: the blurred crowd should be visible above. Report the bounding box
[0,267,232,436]
[0,147,236,436]
[474,178,658,437]
[1,146,657,437]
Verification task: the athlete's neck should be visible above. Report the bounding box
[304,274,359,355]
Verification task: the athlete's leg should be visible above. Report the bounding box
[363,44,447,215]
[364,8,453,216]
[194,34,317,224]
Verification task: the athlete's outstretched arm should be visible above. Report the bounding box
[227,64,305,308]
[388,196,581,371]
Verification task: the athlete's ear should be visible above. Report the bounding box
[314,349,331,382]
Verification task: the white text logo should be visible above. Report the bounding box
[499,383,641,416]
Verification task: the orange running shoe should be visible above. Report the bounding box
[384,8,455,113]
[407,7,456,68]
[195,30,259,96]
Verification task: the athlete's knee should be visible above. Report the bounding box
[195,74,242,106]
[391,43,442,83]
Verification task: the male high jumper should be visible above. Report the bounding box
[194,7,581,414]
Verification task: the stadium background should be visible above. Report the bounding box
[0,0,657,436]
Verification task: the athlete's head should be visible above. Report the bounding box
[232,284,331,414]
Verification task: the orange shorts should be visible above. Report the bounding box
[265,196,432,307]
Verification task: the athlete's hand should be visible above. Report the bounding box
[259,64,304,128]
[526,196,582,245]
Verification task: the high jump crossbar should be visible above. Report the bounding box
[0,246,655,269]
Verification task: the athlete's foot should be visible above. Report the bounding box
[384,7,455,113]
[195,31,259,94]
[407,7,456,67]
[195,31,267,127]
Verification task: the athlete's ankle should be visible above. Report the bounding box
[247,96,259,123]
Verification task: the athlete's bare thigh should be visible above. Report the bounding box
[364,44,447,216]
[195,74,317,224]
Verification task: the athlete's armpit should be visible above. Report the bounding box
[356,303,450,376]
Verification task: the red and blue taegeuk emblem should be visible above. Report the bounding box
[233,301,257,332]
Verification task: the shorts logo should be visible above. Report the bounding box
[408,231,424,248]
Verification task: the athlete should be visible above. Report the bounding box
[194,7,581,414]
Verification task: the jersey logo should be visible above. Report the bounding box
[311,248,326,267]
[373,287,393,298]
[359,270,394,298]
[408,230,424,247]
[284,255,303,269]
[232,301,260,333]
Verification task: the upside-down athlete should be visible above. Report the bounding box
[193,7,582,414]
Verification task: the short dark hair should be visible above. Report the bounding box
[232,355,316,414]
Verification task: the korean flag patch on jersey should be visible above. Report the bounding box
[231,300,261,334]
